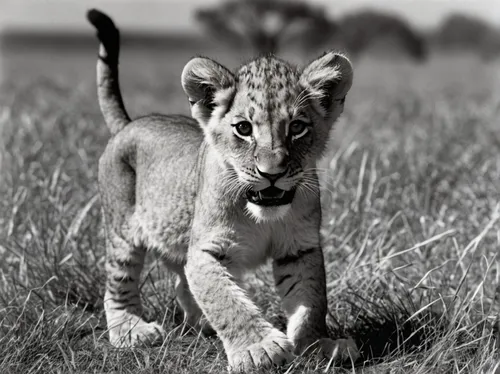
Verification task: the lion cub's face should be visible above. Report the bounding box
[182,53,353,221]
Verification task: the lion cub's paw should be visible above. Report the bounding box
[228,329,294,373]
[108,315,165,347]
[317,337,360,363]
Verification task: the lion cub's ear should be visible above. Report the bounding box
[182,57,236,126]
[299,52,353,118]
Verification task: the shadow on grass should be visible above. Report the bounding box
[341,300,439,364]
[325,288,493,369]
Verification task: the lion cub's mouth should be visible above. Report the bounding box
[246,186,296,206]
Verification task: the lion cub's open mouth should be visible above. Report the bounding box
[246,186,296,206]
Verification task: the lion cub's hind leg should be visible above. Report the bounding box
[174,269,215,336]
[104,232,166,347]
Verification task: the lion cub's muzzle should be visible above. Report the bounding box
[246,186,296,206]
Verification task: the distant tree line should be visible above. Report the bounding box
[195,0,500,62]
[431,14,500,60]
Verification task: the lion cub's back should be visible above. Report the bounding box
[115,114,203,264]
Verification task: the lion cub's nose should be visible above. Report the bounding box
[254,149,289,181]
[256,168,288,183]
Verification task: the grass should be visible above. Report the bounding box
[0,44,500,373]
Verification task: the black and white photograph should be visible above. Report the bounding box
[0,0,499,372]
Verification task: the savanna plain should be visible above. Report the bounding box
[0,41,499,373]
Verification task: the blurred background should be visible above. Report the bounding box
[1,0,500,83]
[0,0,499,105]
[2,0,500,58]
[1,0,500,123]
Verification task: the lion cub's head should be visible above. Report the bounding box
[181,52,353,222]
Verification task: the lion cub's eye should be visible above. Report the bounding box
[232,121,253,137]
[289,120,309,139]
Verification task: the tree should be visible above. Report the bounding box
[195,0,337,55]
[434,14,500,60]
[195,2,428,62]
[336,11,427,61]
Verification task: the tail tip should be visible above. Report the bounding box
[86,8,117,33]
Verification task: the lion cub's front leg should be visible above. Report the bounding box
[273,247,359,362]
[185,242,294,373]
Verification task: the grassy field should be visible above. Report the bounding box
[0,43,500,373]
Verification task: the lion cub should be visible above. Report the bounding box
[87,8,358,372]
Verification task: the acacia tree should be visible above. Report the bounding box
[337,11,427,61]
[196,1,428,61]
[195,0,337,55]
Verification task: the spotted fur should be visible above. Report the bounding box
[88,8,358,373]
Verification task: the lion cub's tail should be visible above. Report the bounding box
[87,9,131,135]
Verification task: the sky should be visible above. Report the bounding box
[0,0,499,33]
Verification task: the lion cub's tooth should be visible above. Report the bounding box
[277,191,285,199]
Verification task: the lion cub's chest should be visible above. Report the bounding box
[229,220,273,271]
[228,216,318,272]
